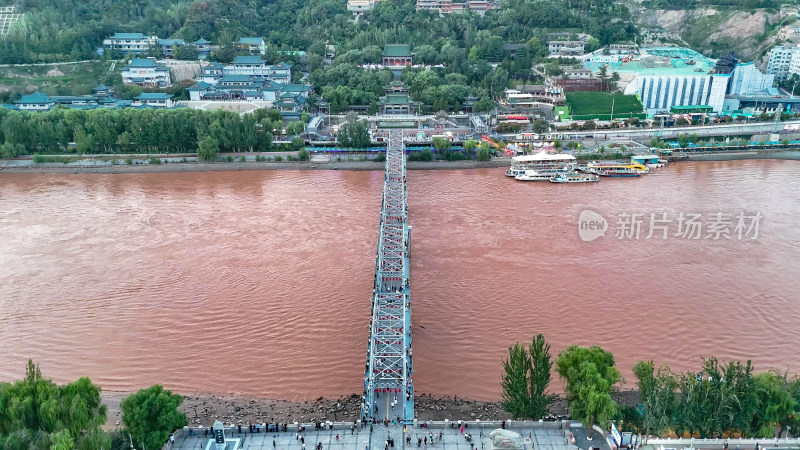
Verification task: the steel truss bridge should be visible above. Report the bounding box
[362,129,414,424]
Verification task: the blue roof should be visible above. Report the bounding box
[158,39,186,46]
[0,104,18,110]
[277,62,293,69]
[233,55,264,64]
[93,84,110,91]
[15,91,52,104]
[136,93,174,100]
[127,58,159,68]
[112,33,147,40]
[219,74,253,83]
[282,84,309,92]
[188,81,213,91]
[194,38,211,45]
[239,37,264,45]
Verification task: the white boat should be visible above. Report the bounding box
[515,170,556,181]
[550,173,600,183]
[505,166,527,177]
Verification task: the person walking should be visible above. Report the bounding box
[273,439,276,449]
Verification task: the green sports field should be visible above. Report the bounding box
[565,92,644,116]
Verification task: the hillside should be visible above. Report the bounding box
[629,1,799,63]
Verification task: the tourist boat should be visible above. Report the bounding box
[586,161,649,175]
[505,166,527,177]
[593,168,641,177]
[515,170,557,181]
[549,173,600,183]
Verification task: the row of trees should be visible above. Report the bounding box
[0,107,287,158]
[501,336,800,439]
[634,359,800,438]
[0,360,187,450]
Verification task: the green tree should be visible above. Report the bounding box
[477,147,491,161]
[121,385,188,450]
[197,136,219,161]
[0,360,110,450]
[633,361,677,436]
[555,346,620,438]
[753,371,798,437]
[501,335,555,419]
[532,119,550,134]
[472,97,495,113]
[610,72,620,90]
[338,121,370,148]
[463,138,478,151]
[432,137,451,152]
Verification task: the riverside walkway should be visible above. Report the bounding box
[362,129,413,424]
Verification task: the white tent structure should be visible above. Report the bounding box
[512,150,576,163]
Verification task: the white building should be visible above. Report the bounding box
[221,56,292,84]
[728,63,774,95]
[347,0,377,13]
[237,37,266,55]
[121,58,172,87]
[103,33,157,54]
[624,74,731,114]
[766,45,800,81]
[134,93,174,108]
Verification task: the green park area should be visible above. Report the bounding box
[565,91,646,121]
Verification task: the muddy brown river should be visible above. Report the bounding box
[1,160,798,400]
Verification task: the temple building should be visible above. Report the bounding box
[382,44,413,67]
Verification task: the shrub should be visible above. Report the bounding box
[149,157,161,165]
[238,155,246,162]
[227,155,234,162]
[274,155,283,162]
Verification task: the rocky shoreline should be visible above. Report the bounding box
[100,390,640,429]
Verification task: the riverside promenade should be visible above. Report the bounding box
[167,420,587,450]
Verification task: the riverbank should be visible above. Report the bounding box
[100,390,640,430]
[0,159,510,175]
[3,150,799,175]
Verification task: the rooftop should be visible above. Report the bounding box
[219,74,253,83]
[15,91,52,104]
[233,55,264,64]
[238,37,264,45]
[585,46,717,76]
[384,44,412,57]
[136,93,174,100]
[158,39,186,46]
[127,58,160,68]
[111,32,148,40]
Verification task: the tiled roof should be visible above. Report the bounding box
[158,39,186,46]
[219,75,253,83]
[127,58,159,68]
[383,44,411,57]
[238,37,264,45]
[15,91,52,104]
[112,33,147,40]
[233,55,264,64]
[136,93,174,100]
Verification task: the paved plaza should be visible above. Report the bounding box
[170,422,586,450]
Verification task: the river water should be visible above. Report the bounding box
[1,160,799,400]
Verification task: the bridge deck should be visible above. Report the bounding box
[363,129,413,423]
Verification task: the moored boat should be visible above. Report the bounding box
[515,170,556,181]
[549,173,600,183]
